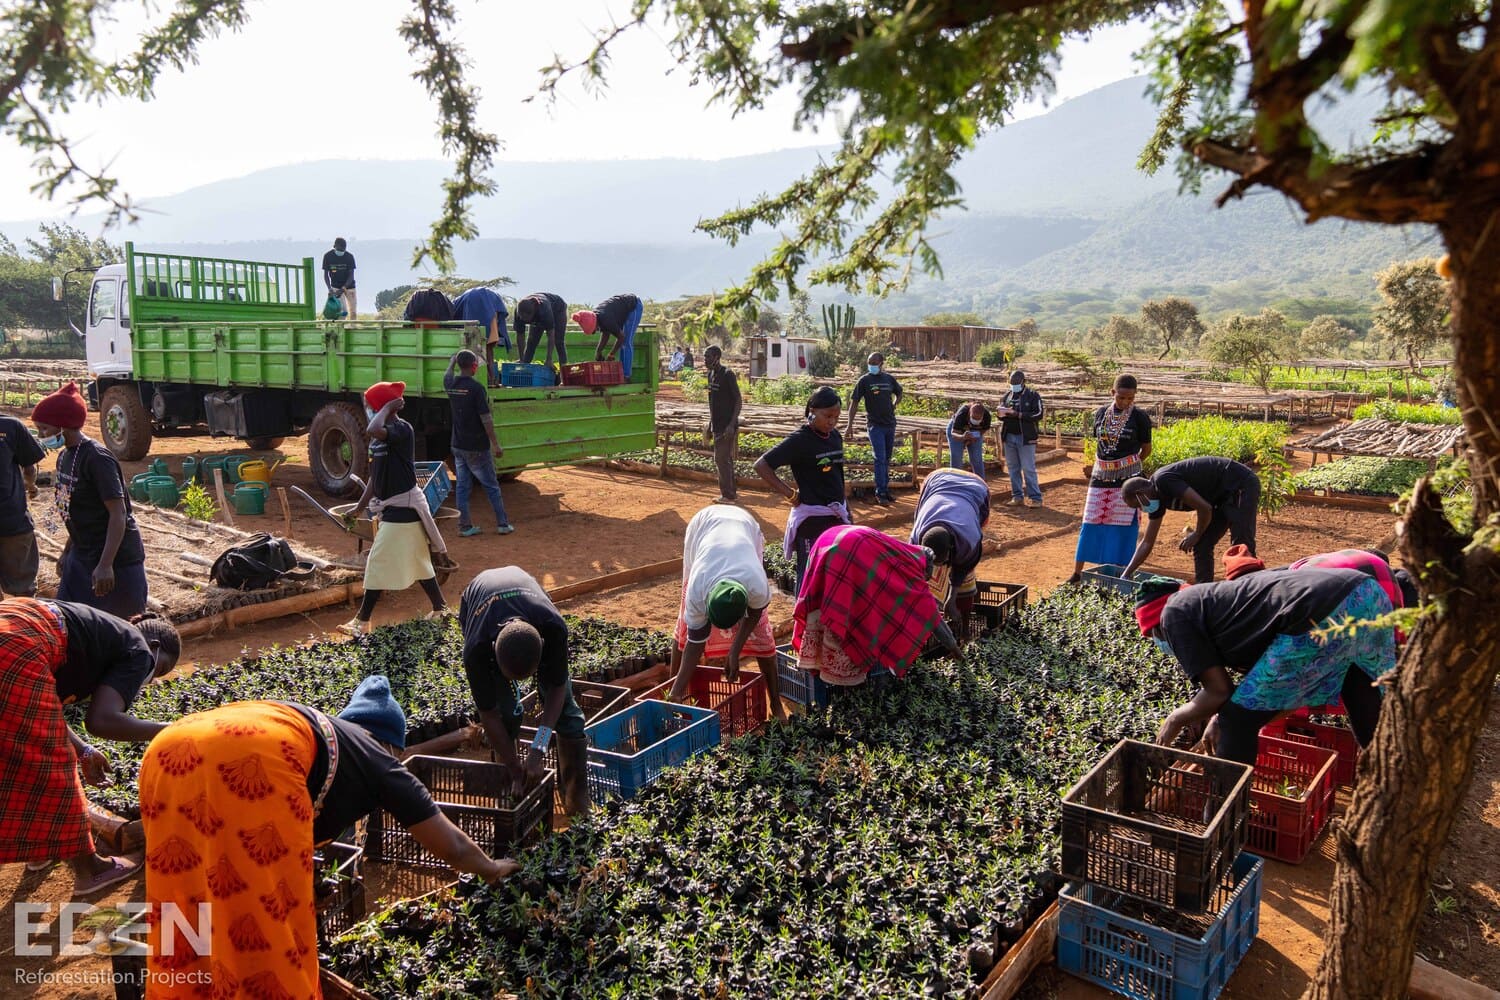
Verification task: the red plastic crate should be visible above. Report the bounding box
[560,360,625,387]
[1263,711,1362,786]
[640,665,768,741]
[1247,735,1337,864]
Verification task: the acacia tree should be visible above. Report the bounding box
[1299,315,1359,357]
[1373,258,1451,371]
[1201,309,1296,391]
[1139,296,1206,359]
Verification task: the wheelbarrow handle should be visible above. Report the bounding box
[287,486,357,534]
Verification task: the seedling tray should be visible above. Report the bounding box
[519,680,630,729]
[1246,736,1337,864]
[1062,740,1252,913]
[1057,852,1263,1000]
[1262,712,1361,786]
[315,841,367,945]
[560,360,625,387]
[640,666,769,741]
[367,756,554,868]
[584,700,720,800]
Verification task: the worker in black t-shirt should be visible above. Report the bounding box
[460,567,591,815]
[322,237,357,318]
[0,412,45,597]
[1120,456,1261,583]
[704,346,742,502]
[846,353,903,505]
[339,382,450,636]
[514,292,569,367]
[947,401,993,479]
[755,385,851,591]
[444,351,512,536]
[573,293,644,377]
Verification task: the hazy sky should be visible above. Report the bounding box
[0,1,1151,221]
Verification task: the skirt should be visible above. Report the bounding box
[139,701,322,1000]
[364,518,435,591]
[1231,578,1397,712]
[57,549,149,619]
[1074,482,1139,566]
[0,598,90,863]
[673,578,777,658]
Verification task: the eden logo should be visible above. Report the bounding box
[13,902,211,958]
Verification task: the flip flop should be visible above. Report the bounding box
[25,860,55,872]
[74,857,140,898]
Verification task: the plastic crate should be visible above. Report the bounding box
[640,666,769,741]
[515,727,614,809]
[1057,852,1263,1000]
[367,756,554,867]
[314,842,366,945]
[584,700,720,800]
[973,580,1028,632]
[1246,736,1337,863]
[414,460,452,512]
[519,680,630,729]
[1062,740,1253,913]
[500,362,555,387]
[776,643,829,709]
[1262,712,1362,786]
[560,360,625,387]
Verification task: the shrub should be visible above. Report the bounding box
[976,341,1016,368]
[1294,456,1439,497]
[1351,400,1461,424]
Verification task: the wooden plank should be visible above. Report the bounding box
[175,582,363,638]
[547,558,683,602]
[1410,956,1500,1000]
[977,901,1058,1000]
[213,467,235,528]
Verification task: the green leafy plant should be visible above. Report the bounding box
[1254,444,1293,518]
[177,481,218,522]
[1351,400,1461,425]
[1295,457,1444,498]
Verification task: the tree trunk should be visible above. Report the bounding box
[1307,204,1500,997]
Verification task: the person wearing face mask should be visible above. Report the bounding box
[460,567,592,816]
[947,401,992,478]
[1138,569,1395,764]
[32,382,149,618]
[0,411,44,597]
[1119,457,1261,583]
[1,598,180,896]
[792,524,960,687]
[1070,374,1154,583]
[846,353,903,506]
[754,385,851,592]
[998,370,1045,508]
[322,237,357,319]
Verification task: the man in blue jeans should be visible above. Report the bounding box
[947,401,992,478]
[444,351,514,535]
[999,370,1045,507]
[846,352,903,505]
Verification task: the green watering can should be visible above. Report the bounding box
[233,482,268,515]
[146,478,180,508]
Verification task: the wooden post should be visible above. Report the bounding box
[214,468,235,529]
[911,430,921,484]
[277,486,292,540]
[658,431,670,478]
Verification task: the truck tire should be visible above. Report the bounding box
[308,403,369,498]
[99,385,153,461]
[242,436,286,451]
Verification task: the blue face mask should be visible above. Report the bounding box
[37,432,65,451]
[364,406,377,422]
[1152,637,1174,658]
[1141,498,1160,515]
[868,365,880,374]
[333,249,346,257]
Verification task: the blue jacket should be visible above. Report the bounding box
[454,287,510,349]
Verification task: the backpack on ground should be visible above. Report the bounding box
[210,533,300,590]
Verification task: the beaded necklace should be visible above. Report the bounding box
[1098,404,1133,455]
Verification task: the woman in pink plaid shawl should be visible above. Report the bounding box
[792,525,960,685]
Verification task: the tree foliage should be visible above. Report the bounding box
[1086,313,1146,358]
[0,222,117,331]
[1299,315,1360,357]
[1372,258,1450,371]
[1139,296,1205,360]
[920,310,988,326]
[1201,308,1297,391]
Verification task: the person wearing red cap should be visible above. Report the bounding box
[339,382,452,636]
[573,293,643,378]
[1138,567,1396,764]
[1221,543,1265,581]
[31,382,149,617]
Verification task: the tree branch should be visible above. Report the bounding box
[0,12,58,111]
[779,0,1071,64]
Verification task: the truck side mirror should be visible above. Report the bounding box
[52,277,63,302]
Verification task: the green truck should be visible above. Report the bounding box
[73,243,657,495]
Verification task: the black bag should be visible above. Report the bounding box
[210,533,298,590]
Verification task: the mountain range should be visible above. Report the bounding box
[1,77,1429,325]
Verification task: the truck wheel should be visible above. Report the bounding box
[308,403,369,498]
[99,385,153,461]
[242,436,286,451]
[495,470,522,483]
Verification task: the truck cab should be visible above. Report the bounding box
[82,262,133,378]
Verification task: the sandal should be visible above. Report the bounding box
[25,860,54,872]
[336,618,369,637]
[74,857,139,898]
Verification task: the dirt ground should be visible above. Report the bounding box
[3,418,1495,998]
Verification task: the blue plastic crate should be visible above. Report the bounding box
[500,362,555,387]
[584,700,720,800]
[1082,563,1143,596]
[776,643,829,709]
[1058,852,1263,1000]
[414,460,452,512]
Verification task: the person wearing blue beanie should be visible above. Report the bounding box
[338,674,407,749]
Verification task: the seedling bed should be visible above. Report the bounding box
[1262,710,1362,785]
[1062,740,1252,913]
[1246,736,1337,863]
[1057,852,1264,1000]
[640,665,769,741]
[367,756,554,868]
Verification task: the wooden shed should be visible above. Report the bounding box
[853,324,1020,363]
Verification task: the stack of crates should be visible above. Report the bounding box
[1057,739,1263,1000]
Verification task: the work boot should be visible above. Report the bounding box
[556,733,592,818]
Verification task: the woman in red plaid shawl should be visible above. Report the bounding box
[792,525,960,686]
[0,598,180,896]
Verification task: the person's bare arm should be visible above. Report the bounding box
[1122,518,1164,579]
[724,608,761,681]
[93,498,128,596]
[406,814,520,883]
[84,686,166,743]
[22,464,36,497]
[755,457,796,504]
[1156,667,1234,746]
[668,640,707,701]
[478,707,527,796]
[1176,488,1216,553]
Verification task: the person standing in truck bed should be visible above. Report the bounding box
[514,292,569,367]
[572,293,644,377]
[322,237,357,318]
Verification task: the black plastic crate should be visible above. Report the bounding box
[1062,739,1252,913]
[517,726,611,808]
[519,680,630,728]
[367,756,554,868]
[314,841,366,944]
[973,580,1028,632]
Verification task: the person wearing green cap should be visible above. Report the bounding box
[668,505,786,719]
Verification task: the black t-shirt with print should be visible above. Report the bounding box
[851,372,903,427]
[459,568,570,738]
[707,366,741,435]
[1147,457,1257,521]
[0,415,44,536]
[444,373,492,452]
[762,426,846,507]
[369,418,419,523]
[55,437,145,565]
[949,405,993,436]
[1090,405,1154,462]
[322,250,357,289]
